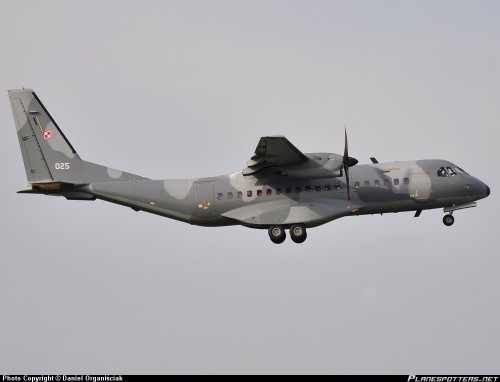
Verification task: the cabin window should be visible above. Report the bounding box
[276,188,282,195]
[384,179,391,187]
[296,186,301,193]
[266,189,272,196]
[247,190,252,197]
[364,181,370,187]
[305,185,311,192]
[217,193,223,200]
[227,192,233,199]
[237,191,243,198]
[257,190,263,197]
[394,178,400,186]
[374,180,380,187]
[315,185,321,191]
[334,184,341,190]
[403,178,409,185]
[354,181,360,189]
[286,187,292,194]
[326,185,332,191]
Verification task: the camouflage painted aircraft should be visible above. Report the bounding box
[9,89,490,244]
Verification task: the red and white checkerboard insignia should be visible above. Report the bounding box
[43,131,52,140]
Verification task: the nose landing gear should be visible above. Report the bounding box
[442,201,478,227]
[443,214,455,226]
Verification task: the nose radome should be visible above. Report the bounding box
[486,185,490,197]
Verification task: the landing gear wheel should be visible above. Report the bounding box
[268,226,286,244]
[443,214,455,226]
[290,224,307,244]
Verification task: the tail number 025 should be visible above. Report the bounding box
[55,163,70,170]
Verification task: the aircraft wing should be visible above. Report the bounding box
[243,136,308,176]
[242,136,346,179]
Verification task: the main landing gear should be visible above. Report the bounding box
[268,226,286,244]
[268,224,307,244]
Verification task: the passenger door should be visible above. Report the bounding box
[410,174,432,200]
[194,182,216,217]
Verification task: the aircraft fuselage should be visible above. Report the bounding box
[85,158,489,229]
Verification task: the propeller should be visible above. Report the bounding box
[343,128,358,200]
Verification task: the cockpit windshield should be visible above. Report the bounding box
[437,166,469,177]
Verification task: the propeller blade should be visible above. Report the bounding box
[344,162,351,200]
[342,127,357,200]
[343,127,348,162]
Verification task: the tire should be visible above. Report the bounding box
[443,214,455,226]
[290,224,307,244]
[268,226,286,244]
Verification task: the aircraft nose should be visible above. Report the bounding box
[486,185,490,197]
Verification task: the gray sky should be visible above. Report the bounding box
[0,0,499,374]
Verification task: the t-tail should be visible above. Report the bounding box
[8,89,147,198]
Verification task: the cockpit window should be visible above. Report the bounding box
[438,166,468,177]
[437,167,449,177]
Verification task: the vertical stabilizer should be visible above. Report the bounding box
[8,89,147,184]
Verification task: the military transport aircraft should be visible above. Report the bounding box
[9,89,490,244]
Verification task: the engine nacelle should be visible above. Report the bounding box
[275,153,344,179]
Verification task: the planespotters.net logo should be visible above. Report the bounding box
[409,377,499,382]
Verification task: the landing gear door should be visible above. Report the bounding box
[410,174,432,201]
[195,182,216,217]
